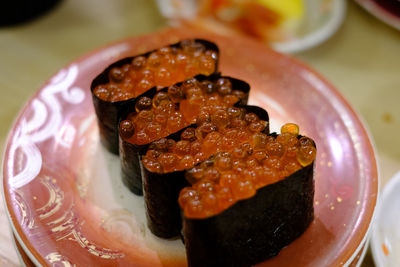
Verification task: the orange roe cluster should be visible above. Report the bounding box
[93,40,218,102]
[142,107,268,173]
[178,123,316,219]
[119,77,247,145]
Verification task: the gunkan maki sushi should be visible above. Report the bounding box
[90,39,219,154]
[141,105,269,238]
[179,123,316,267]
[119,74,250,195]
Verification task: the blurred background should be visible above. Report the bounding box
[0,0,399,266]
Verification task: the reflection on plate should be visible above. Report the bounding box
[355,0,400,30]
[371,171,400,267]
[2,27,378,266]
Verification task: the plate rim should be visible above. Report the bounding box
[1,27,379,267]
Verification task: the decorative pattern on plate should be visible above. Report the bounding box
[14,174,125,261]
[13,190,36,230]
[45,252,76,267]
[37,177,64,220]
[6,64,125,264]
[7,64,84,189]
[66,231,125,259]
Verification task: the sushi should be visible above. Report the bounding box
[90,37,316,265]
[119,74,250,195]
[179,124,316,267]
[141,105,269,238]
[90,39,219,154]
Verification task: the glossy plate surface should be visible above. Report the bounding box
[2,27,378,267]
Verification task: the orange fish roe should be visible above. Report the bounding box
[142,107,268,173]
[178,123,316,218]
[93,39,218,102]
[119,77,247,145]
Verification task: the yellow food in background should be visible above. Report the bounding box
[192,0,306,42]
[256,0,304,22]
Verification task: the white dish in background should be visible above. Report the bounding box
[355,0,400,31]
[271,0,347,53]
[156,0,347,54]
[371,171,400,267]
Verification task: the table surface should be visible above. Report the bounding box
[0,0,398,266]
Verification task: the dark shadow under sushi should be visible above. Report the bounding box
[91,39,220,155]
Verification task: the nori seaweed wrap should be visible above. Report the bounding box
[141,105,269,238]
[119,74,250,195]
[142,127,193,238]
[183,163,314,267]
[179,128,316,267]
[90,39,220,154]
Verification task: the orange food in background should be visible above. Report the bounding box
[93,40,217,102]
[193,0,283,42]
[174,0,304,43]
[382,243,389,256]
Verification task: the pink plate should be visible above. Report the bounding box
[2,27,378,267]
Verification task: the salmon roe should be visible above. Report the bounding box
[93,39,218,102]
[142,107,268,173]
[178,123,316,219]
[120,77,247,145]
